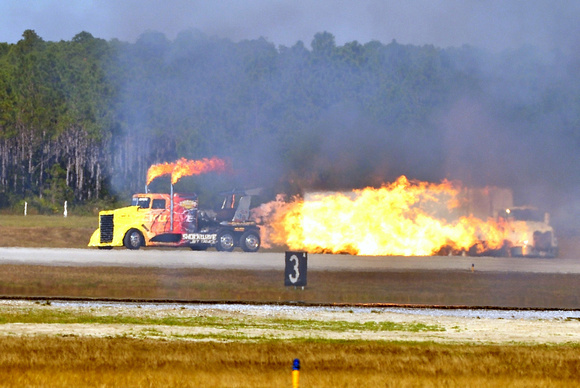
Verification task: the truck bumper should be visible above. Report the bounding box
[87,228,123,248]
[510,244,558,258]
[87,229,101,247]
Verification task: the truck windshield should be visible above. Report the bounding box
[504,208,543,222]
[151,199,166,209]
[131,197,151,209]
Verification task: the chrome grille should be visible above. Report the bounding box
[100,214,114,243]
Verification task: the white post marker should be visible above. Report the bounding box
[64,201,68,218]
[24,201,27,216]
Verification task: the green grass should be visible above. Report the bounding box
[0,306,445,333]
[268,319,444,332]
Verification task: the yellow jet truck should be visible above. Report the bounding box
[88,190,261,252]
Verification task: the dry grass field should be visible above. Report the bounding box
[0,215,579,387]
[0,265,578,308]
[0,215,95,248]
[0,299,577,387]
[0,337,578,387]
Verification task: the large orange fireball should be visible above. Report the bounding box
[253,176,528,256]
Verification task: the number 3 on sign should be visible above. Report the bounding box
[288,255,300,283]
[284,251,307,287]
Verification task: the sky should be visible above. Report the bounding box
[1,0,579,53]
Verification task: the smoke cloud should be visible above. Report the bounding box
[2,1,579,53]
[3,1,580,233]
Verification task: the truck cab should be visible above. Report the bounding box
[500,206,558,257]
[88,191,260,252]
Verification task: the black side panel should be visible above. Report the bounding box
[150,233,182,243]
[100,215,114,243]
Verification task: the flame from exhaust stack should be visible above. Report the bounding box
[146,161,176,185]
[146,157,229,185]
[254,176,527,256]
[171,157,228,184]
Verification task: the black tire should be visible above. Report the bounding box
[240,231,260,252]
[216,230,235,252]
[123,229,143,250]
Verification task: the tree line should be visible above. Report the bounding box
[1,29,578,214]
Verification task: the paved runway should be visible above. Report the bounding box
[0,247,579,273]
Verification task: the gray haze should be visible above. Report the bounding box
[2,1,580,233]
[1,1,579,53]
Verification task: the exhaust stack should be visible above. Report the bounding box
[170,183,174,231]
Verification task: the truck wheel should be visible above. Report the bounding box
[216,230,235,252]
[123,229,143,250]
[240,231,260,252]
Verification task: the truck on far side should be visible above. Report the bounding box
[453,188,558,258]
[499,206,558,258]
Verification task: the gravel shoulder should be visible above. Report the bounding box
[1,300,578,345]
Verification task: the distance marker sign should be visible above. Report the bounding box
[284,251,307,287]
